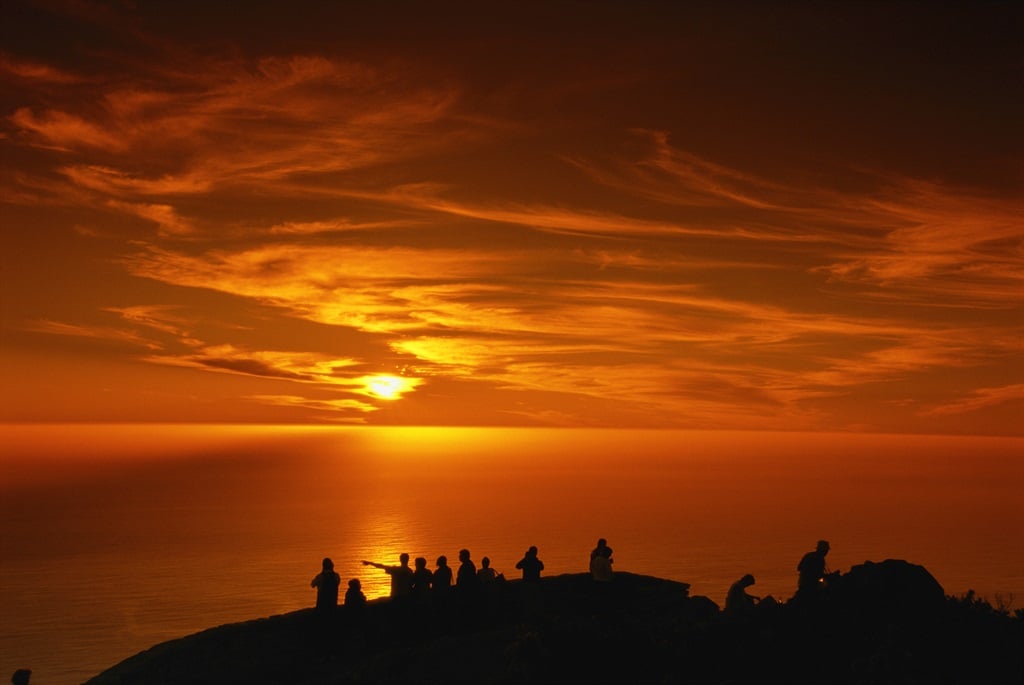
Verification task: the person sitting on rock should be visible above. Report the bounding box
[796,540,830,598]
[515,545,544,582]
[725,573,760,616]
[311,557,341,610]
[590,538,614,582]
[345,578,367,608]
[477,556,501,583]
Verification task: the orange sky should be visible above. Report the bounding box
[1,1,1021,433]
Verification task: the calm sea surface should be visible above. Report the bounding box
[2,425,1022,684]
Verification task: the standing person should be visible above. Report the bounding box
[362,553,414,599]
[796,540,831,598]
[590,538,613,582]
[457,548,478,589]
[515,545,544,582]
[311,557,341,610]
[412,556,433,598]
[433,555,453,595]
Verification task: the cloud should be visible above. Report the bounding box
[570,131,1024,310]
[122,243,527,334]
[589,129,795,210]
[246,394,378,419]
[106,305,193,337]
[264,218,416,235]
[0,55,82,83]
[9,107,127,151]
[28,301,420,418]
[818,181,1024,307]
[8,55,462,201]
[106,201,195,235]
[22,319,160,349]
[60,165,214,196]
[143,344,360,382]
[4,38,1019,431]
[118,234,1016,427]
[920,384,1024,417]
[195,357,314,381]
[357,183,817,242]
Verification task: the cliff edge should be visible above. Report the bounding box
[87,562,1022,684]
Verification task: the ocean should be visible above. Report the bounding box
[2,425,1022,684]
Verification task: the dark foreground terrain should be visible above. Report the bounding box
[87,561,1022,684]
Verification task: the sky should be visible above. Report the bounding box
[1,0,1021,433]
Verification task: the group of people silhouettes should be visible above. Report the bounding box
[724,539,832,616]
[312,537,831,616]
[310,557,366,611]
[311,539,617,610]
[311,546,548,610]
[350,549,511,605]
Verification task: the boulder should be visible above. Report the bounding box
[826,559,946,620]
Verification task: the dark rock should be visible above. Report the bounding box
[823,558,947,621]
[85,565,1022,685]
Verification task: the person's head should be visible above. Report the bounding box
[816,540,830,555]
[437,555,448,567]
[459,548,470,562]
[740,573,755,587]
[322,557,334,571]
[528,545,538,557]
[415,556,427,570]
[12,669,32,685]
[399,552,410,565]
[348,578,361,590]
[481,556,491,568]
[597,538,607,547]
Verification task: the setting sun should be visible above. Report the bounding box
[361,375,418,401]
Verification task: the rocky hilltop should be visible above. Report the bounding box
[87,561,1022,684]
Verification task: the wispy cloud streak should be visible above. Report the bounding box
[3,31,1019,431]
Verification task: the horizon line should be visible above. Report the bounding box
[1,421,1022,441]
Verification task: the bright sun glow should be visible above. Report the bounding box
[362,374,417,400]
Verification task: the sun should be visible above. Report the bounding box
[362,374,417,400]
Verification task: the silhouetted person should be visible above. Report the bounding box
[362,553,414,599]
[796,540,830,597]
[345,578,367,609]
[433,555,453,594]
[515,545,544,581]
[725,573,760,616]
[457,548,479,589]
[590,538,613,581]
[311,557,341,610]
[11,670,30,685]
[478,556,500,582]
[412,556,433,598]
